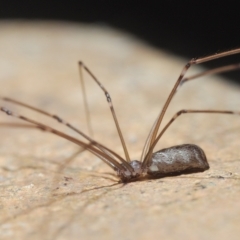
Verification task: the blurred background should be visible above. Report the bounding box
[0,1,240,83]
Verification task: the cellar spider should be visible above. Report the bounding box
[1,48,240,183]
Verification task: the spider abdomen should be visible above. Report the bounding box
[147,144,209,177]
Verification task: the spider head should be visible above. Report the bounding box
[116,160,145,182]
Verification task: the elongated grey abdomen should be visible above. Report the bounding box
[147,144,209,177]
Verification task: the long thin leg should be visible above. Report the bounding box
[181,63,240,86]
[0,97,133,172]
[2,128,118,174]
[140,118,158,162]
[78,62,93,137]
[0,107,128,172]
[0,122,39,128]
[0,122,89,174]
[143,48,240,167]
[141,63,240,162]
[79,62,131,162]
[146,109,240,165]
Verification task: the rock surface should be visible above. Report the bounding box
[0,21,240,240]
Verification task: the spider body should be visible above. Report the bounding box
[148,144,209,177]
[116,144,209,182]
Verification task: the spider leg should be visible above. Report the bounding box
[0,97,133,172]
[144,109,240,167]
[0,107,128,172]
[79,62,131,162]
[143,48,240,167]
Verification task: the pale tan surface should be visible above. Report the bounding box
[0,21,240,240]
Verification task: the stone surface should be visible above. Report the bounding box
[0,21,240,240]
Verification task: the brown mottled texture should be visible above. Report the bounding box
[0,21,240,240]
[148,144,209,176]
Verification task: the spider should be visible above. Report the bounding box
[1,48,240,183]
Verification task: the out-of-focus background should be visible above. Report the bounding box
[1,1,240,82]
